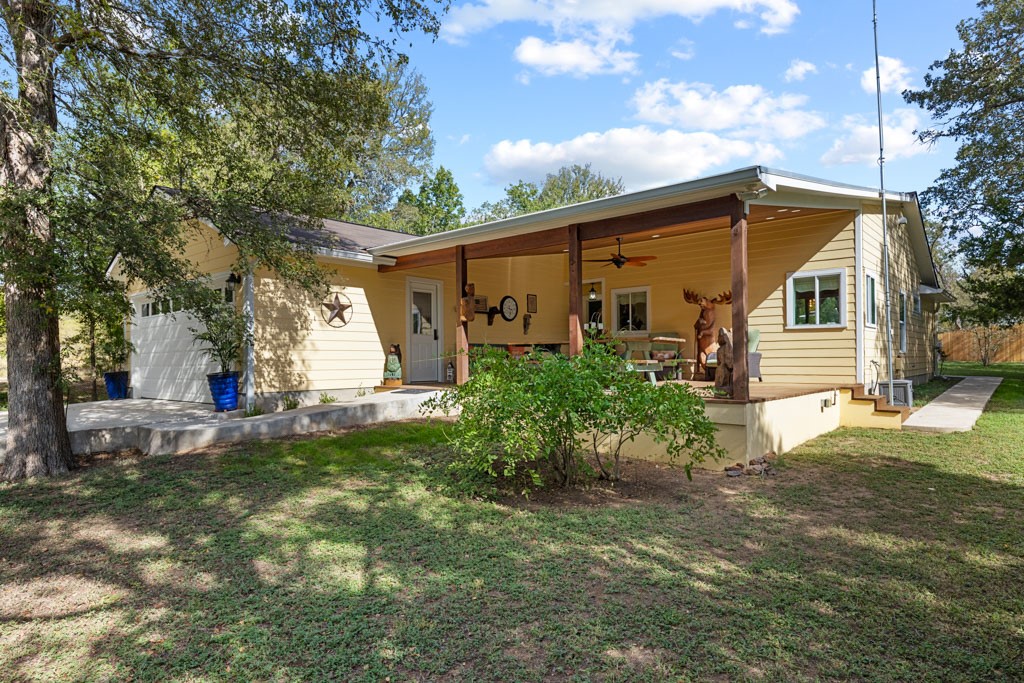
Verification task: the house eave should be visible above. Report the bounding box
[368,165,932,259]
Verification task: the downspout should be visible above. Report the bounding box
[854,213,865,385]
[243,266,256,412]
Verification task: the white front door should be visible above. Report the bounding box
[408,279,442,382]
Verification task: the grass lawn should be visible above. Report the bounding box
[1,368,1022,680]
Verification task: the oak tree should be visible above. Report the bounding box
[0,1,447,481]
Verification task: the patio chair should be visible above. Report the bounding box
[705,328,762,382]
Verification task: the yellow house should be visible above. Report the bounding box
[118,167,949,461]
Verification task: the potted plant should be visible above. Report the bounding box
[98,323,135,400]
[190,304,250,412]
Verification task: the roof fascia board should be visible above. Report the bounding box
[748,190,861,211]
[314,248,395,268]
[369,166,768,257]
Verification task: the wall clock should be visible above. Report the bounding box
[500,295,518,322]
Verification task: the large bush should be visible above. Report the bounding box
[424,342,724,492]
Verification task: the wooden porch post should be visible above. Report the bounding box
[455,244,470,384]
[730,199,750,402]
[568,224,584,356]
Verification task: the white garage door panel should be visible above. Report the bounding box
[132,309,218,403]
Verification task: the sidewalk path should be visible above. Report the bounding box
[903,376,1003,433]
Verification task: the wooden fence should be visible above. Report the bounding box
[939,325,1024,363]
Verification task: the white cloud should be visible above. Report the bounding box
[483,126,783,190]
[444,0,800,41]
[860,55,913,94]
[820,109,927,166]
[670,39,696,61]
[784,59,817,82]
[443,1,799,77]
[631,79,826,140]
[514,35,639,77]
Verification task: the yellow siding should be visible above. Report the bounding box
[254,210,863,392]
[149,205,944,395]
[861,205,937,383]
[116,221,239,295]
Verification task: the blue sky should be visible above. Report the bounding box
[400,0,979,210]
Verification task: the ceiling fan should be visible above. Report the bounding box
[584,237,657,269]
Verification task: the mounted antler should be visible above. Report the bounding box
[710,290,732,305]
[683,289,702,306]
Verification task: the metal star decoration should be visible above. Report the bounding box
[321,292,353,327]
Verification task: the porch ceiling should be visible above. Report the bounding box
[378,204,853,271]
[503,205,852,258]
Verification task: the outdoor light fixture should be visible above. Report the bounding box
[226,272,242,285]
[588,285,598,301]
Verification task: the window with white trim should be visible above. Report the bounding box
[864,272,878,327]
[912,292,922,315]
[786,269,846,328]
[899,292,907,352]
[611,286,650,336]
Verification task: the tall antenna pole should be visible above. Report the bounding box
[873,0,896,402]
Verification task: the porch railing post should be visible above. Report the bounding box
[455,244,470,384]
[730,198,750,402]
[568,224,584,356]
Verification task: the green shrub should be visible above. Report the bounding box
[281,395,300,411]
[319,392,337,404]
[423,342,724,492]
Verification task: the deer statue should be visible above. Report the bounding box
[683,289,732,374]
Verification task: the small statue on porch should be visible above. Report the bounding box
[683,289,732,373]
[383,344,402,386]
[714,327,734,396]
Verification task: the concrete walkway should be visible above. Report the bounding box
[0,389,442,461]
[903,376,1003,433]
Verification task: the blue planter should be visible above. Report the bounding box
[207,371,240,412]
[103,371,130,400]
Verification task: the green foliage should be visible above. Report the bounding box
[423,343,723,492]
[281,395,301,411]
[468,163,625,224]
[319,392,338,404]
[96,321,135,373]
[344,61,436,221]
[0,0,447,477]
[389,166,466,234]
[190,304,251,374]
[905,1,1024,317]
[243,405,265,418]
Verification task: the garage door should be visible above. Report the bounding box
[130,296,218,403]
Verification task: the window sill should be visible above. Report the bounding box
[786,323,847,331]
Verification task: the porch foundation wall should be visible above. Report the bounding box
[606,390,842,470]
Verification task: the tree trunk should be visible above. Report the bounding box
[0,4,74,481]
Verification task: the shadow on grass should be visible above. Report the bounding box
[0,407,1022,681]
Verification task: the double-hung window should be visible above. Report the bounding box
[786,269,846,328]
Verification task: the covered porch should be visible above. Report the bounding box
[381,191,852,404]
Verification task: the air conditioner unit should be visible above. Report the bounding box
[878,379,913,407]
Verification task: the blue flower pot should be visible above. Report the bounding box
[103,371,130,400]
[207,371,240,412]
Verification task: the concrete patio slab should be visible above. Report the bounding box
[142,388,441,455]
[903,376,1003,433]
[1,390,442,463]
